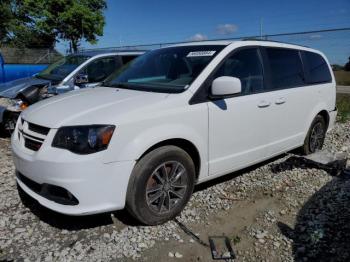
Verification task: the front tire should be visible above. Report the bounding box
[301,115,327,155]
[126,145,195,225]
[1,111,19,136]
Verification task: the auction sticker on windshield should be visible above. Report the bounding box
[187,51,216,57]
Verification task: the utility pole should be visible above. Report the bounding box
[260,18,264,39]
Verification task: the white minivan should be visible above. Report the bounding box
[12,40,337,225]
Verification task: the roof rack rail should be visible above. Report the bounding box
[241,38,310,48]
[76,47,147,54]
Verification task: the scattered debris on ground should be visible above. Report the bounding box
[0,121,349,261]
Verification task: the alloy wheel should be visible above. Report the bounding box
[309,122,325,152]
[146,161,188,214]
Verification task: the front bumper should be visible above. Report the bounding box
[12,132,135,215]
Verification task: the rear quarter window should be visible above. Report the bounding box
[302,51,332,84]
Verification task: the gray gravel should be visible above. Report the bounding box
[0,120,349,261]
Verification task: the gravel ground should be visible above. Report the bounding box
[0,120,349,261]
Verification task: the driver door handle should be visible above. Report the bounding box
[275,97,286,105]
[257,100,271,108]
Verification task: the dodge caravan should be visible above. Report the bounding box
[12,40,337,225]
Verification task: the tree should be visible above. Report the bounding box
[21,0,107,51]
[0,0,58,48]
[332,64,344,71]
[0,0,106,51]
[0,0,14,43]
[345,56,350,72]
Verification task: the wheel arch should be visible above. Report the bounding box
[138,138,201,181]
[317,110,330,129]
[305,103,330,136]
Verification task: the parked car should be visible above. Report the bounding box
[12,40,337,225]
[0,50,143,133]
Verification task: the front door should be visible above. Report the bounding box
[208,48,274,176]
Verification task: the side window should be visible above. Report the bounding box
[266,48,304,90]
[121,55,138,65]
[214,48,264,95]
[303,51,332,84]
[85,57,122,83]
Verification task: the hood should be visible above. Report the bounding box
[22,87,169,128]
[0,77,51,98]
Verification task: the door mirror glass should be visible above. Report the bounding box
[211,76,241,97]
[75,73,89,85]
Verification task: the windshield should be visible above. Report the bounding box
[104,45,225,92]
[37,55,90,81]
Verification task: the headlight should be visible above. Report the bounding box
[13,99,28,110]
[52,125,115,154]
[0,98,28,111]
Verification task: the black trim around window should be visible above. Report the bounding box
[189,46,334,105]
[261,47,306,91]
[301,51,333,85]
[189,46,265,105]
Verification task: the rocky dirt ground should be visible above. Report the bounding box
[0,120,350,262]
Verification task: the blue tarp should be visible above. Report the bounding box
[0,52,49,83]
[0,64,48,83]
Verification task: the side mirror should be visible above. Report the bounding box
[74,73,89,85]
[210,76,241,98]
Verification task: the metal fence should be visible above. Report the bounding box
[0,47,62,64]
[261,28,350,66]
[80,27,350,66]
[1,28,349,66]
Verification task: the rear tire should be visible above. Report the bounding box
[301,115,327,155]
[126,145,195,225]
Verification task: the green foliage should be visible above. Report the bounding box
[231,235,241,245]
[0,0,14,43]
[0,0,56,48]
[1,0,106,50]
[345,56,350,72]
[337,94,350,123]
[345,62,350,72]
[332,64,344,71]
[334,70,350,86]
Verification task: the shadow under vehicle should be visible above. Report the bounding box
[275,152,350,262]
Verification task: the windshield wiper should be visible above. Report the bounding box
[36,74,62,81]
[106,81,185,94]
[106,82,135,89]
[36,74,56,81]
[35,74,48,80]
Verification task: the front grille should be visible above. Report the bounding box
[17,172,79,205]
[24,138,42,151]
[28,122,50,135]
[19,120,50,152]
